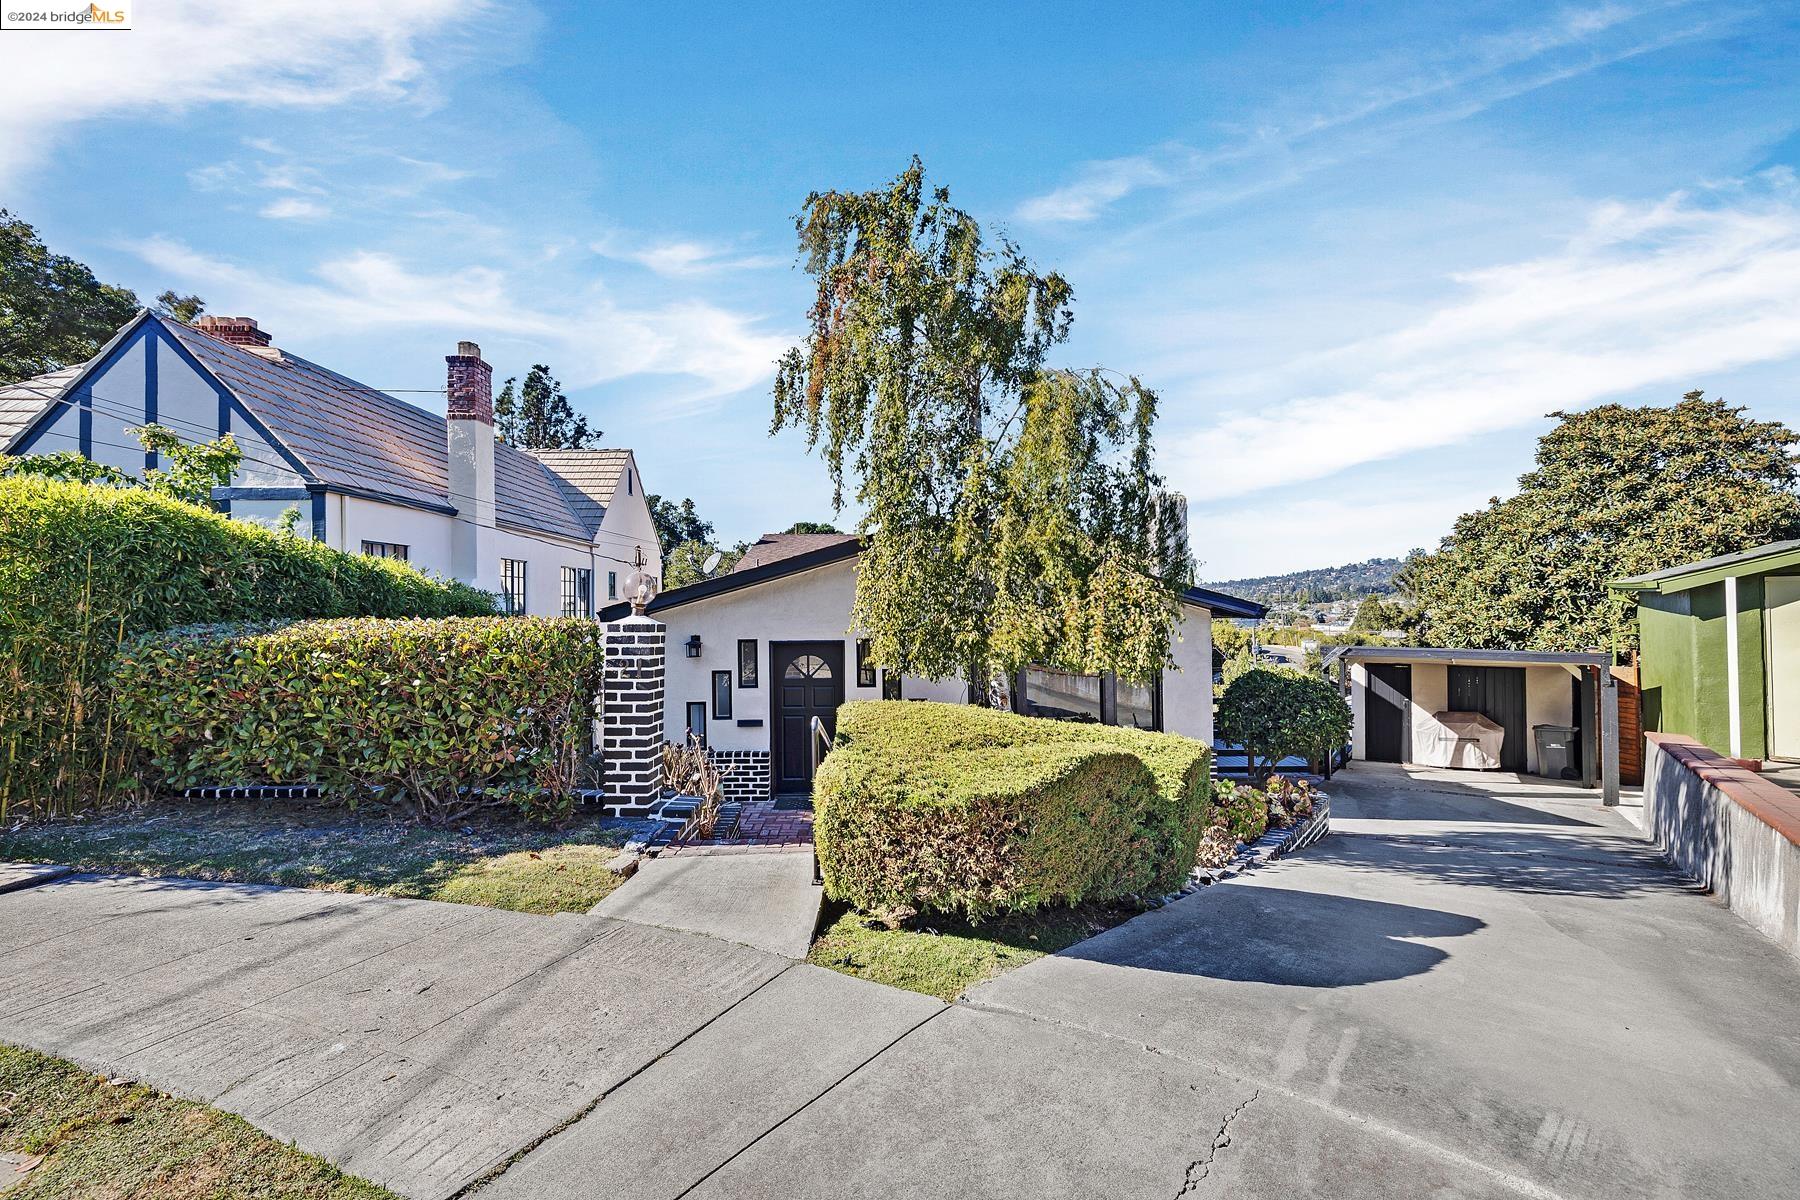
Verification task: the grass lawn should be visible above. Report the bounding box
[0,800,634,916]
[806,900,1146,1002]
[0,1042,393,1200]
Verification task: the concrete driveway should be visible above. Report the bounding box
[5,766,1798,1198]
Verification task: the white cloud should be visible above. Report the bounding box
[592,233,783,278]
[1163,176,1800,504]
[260,197,329,221]
[0,0,486,188]
[127,236,792,400]
[1016,3,1720,224]
[1016,156,1173,223]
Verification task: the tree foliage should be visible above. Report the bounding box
[0,209,140,384]
[647,494,745,587]
[784,520,841,534]
[1,423,242,506]
[648,494,713,548]
[1403,393,1800,652]
[494,364,597,449]
[772,158,1189,689]
[153,290,206,324]
[1216,666,1351,784]
[1350,594,1410,634]
[662,538,745,588]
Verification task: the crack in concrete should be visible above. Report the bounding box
[1173,1088,1259,1196]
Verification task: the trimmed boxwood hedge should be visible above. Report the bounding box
[115,617,603,822]
[0,476,493,816]
[813,701,1212,919]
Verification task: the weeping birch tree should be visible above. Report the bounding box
[772,158,1190,695]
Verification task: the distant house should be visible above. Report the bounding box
[601,532,1265,801]
[0,312,661,614]
[1613,540,1800,762]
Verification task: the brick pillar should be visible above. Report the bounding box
[603,613,665,815]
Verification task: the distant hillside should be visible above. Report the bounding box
[1206,557,1406,605]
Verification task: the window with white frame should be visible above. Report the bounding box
[607,570,618,600]
[500,558,528,615]
[561,566,593,617]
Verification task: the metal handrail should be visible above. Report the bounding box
[808,716,833,886]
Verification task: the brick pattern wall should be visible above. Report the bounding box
[602,615,665,816]
[709,748,771,802]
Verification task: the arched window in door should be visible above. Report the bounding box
[785,654,832,679]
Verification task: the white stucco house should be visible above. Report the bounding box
[601,532,1265,801]
[0,312,661,612]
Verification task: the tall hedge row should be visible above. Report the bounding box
[115,618,603,822]
[813,701,1213,919]
[0,476,494,816]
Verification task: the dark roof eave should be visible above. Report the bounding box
[597,542,1268,622]
[1182,585,1266,620]
[599,537,866,620]
[1333,646,1610,667]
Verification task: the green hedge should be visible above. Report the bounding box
[0,476,494,817]
[115,618,602,822]
[813,701,1212,919]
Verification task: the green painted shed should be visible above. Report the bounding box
[1612,539,1800,762]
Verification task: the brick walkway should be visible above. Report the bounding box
[669,799,813,853]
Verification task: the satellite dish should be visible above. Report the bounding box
[702,550,723,576]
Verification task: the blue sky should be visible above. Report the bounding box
[4,0,1798,579]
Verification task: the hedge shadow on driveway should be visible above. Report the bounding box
[1057,885,1484,988]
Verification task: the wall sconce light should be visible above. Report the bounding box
[685,635,703,658]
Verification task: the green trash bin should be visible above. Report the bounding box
[1533,724,1577,780]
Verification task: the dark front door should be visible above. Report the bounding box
[1365,663,1411,763]
[772,641,845,795]
[1448,665,1527,773]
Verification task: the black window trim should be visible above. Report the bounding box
[501,558,528,616]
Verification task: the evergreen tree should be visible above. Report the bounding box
[494,364,598,449]
[1403,393,1800,651]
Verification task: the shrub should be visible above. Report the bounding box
[1211,778,1269,845]
[0,476,494,817]
[1263,774,1318,829]
[114,617,602,823]
[1216,666,1351,784]
[813,701,1212,920]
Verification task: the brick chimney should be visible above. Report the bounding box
[193,315,272,347]
[445,340,498,594]
[446,340,493,424]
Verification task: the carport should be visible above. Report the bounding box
[1330,646,1621,805]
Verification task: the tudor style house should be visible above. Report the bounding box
[600,532,1264,802]
[0,312,661,613]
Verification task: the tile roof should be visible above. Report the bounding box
[165,318,596,542]
[732,532,860,572]
[524,448,632,537]
[0,365,84,449]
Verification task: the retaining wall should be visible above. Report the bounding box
[1644,732,1800,960]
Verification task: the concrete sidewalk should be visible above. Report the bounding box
[6,766,1799,1198]
[0,876,827,1199]
[592,849,823,958]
